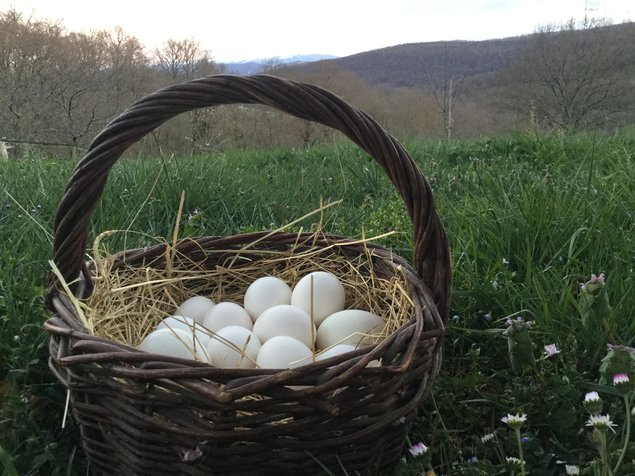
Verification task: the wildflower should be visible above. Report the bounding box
[599,345,635,386]
[483,312,492,321]
[504,316,536,373]
[451,314,460,322]
[501,413,527,429]
[613,373,629,385]
[188,208,206,226]
[521,436,530,443]
[481,432,495,443]
[613,372,631,395]
[579,272,606,294]
[543,343,560,358]
[580,273,604,290]
[13,335,19,342]
[584,392,600,403]
[467,456,478,464]
[586,414,617,433]
[502,316,533,336]
[565,465,580,475]
[506,456,522,466]
[579,272,611,332]
[408,441,428,457]
[591,273,606,284]
[502,257,510,265]
[583,391,602,415]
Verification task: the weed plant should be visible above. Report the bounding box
[0,131,633,474]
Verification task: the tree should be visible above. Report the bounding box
[45,31,110,155]
[153,38,226,153]
[0,9,65,146]
[511,19,635,131]
[429,42,466,140]
[259,57,289,76]
[103,27,150,111]
[0,9,153,156]
[154,38,215,81]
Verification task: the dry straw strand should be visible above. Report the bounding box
[49,260,92,332]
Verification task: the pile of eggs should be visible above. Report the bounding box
[138,271,385,369]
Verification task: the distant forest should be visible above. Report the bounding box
[1,8,633,158]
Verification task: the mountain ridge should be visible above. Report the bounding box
[223,54,338,75]
[226,23,633,91]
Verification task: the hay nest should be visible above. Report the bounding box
[83,227,414,358]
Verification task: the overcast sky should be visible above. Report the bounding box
[2,0,632,62]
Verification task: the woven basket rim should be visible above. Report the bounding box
[47,231,444,383]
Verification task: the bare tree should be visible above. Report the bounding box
[0,9,65,147]
[153,38,228,153]
[259,57,290,76]
[511,18,634,131]
[0,10,157,156]
[45,31,110,155]
[432,77,462,140]
[429,43,466,140]
[154,38,214,81]
[103,27,150,111]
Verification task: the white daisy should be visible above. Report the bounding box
[501,413,527,429]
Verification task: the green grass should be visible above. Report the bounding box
[1,131,634,474]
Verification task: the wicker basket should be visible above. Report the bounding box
[45,74,451,476]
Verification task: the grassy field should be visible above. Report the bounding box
[1,131,634,475]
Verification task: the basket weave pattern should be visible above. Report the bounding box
[45,75,452,475]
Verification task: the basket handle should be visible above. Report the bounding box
[48,74,451,319]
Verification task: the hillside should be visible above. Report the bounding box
[300,36,530,89]
[293,22,634,90]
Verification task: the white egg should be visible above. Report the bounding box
[156,315,195,332]
[315,343,380,368]
[252,304,316,348]
[157,315,211,348]
[139,328,210,363]
[256,335,313,369]
[202,302,252,333]
[192,328,212,349]
[317,309,385,349]
[243,276,292,321]
[315,344,357,361]
[206,325,261,369]
[176,295,215,324]
[291,271,346,326]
